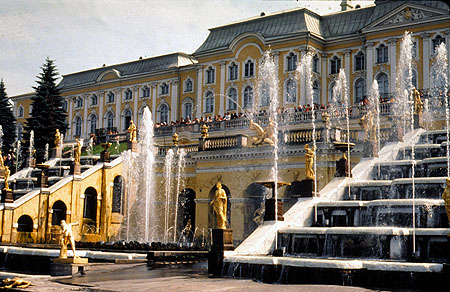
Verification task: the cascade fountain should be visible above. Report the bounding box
[173,148,187,242]
[163,149,174,243]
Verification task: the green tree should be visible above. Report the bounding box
[0,80,16,155]
[25,58,67,162]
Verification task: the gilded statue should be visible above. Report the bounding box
[0,150,4,168]
[172,132,179,146]
[210,182,227,229]
[0,278,31,289]
[442,178,450,227]
[54,129,61,148]
[304,144,316,180]
[59,220,79,258]
[128,120,137,142]
[201,124,209,139]
[249,119,275,146]
[3,166,10,191]
[413,88,423,115]
[74,139,82,165]
[359,111,377,143]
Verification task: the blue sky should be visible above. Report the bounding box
[0,0,373,96]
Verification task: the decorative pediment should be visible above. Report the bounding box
[97,69,121,82]
[381,7,440,26]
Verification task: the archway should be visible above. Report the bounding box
[178,188,196,240]
[83,187,97,224]
[208,184,231,229]
[243,183,269,237]
[52,200,67,225]
[17,215,33,232]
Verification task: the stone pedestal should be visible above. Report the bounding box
[209,229,233,277]
[362,141,379,158]
[264,198,284,221]
[2,189,13,203]
[300,179,316,197]
[52,147,62,158]
[128,141,138,152]
[39,174,48,188]
[335,156,352,178]
[70,163,81,175]
[51,257,89,276]
[414,113,423,129]
[100,150,110,163]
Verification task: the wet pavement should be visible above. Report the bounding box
[0,263,405,292]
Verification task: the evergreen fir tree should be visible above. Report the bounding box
[25,58,67,162]
[0,80,16,155]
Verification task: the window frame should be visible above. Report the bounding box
[286,52,298,72]
[355,52,365,71]
[244,60,254,78]
[376,44,388,64]
[205,91,214,113]
[227,88,238,110]
[160,83,169,95]
[107,92,115,103]
[206,66,215,84]
[229,62,238,81]
[142,86,150,98]
[285,79,297,103]
[243,86,253,108]
[330,56,341,75]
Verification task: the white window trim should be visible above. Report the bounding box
[181,97,194,119]
[241,85,254,109]
[353,50,365,72]
[159,82,170,97]
[226,86,238,111]
[204,65,216,85]
[106,92,115,104]
[329,55,341,76]
[184,77,194,93]
[227,61,239,82]
[375,42,388,64]
[242,57,256,79]
[353,78,366,104]
[204,90,215,114]
[285,50,299,72]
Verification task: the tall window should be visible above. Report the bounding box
[432,35,445,54]
[106,112,114,129]
[412,41,418,59]
[260,83,270,107]
[74,116,82,137]
[376,44,388,63]
[376,73,389,97]
[313,81,320,104]
[159,104,169,123]
[355,78,365,104]
[160,83,169,95]
[125,89,132,100]
[205,91,214,113]
[244,60,254,77]
[313,55,320,73]
[142,86,150,98]
[90,94,98,106]
[63,100,68,112]
[183,101,193,119]
[285,79,297,103]
[243,86,253,108]
[83,187,97,222]
[228,88,237,110]
[287,52,297,71]
[184,79,193,92]
[355,52,365,71]
[107,92,115,103]
[330,56,341,74]
[18,106,24,118]
[76,97,83,108]
[229,62,238,80]
[89,114,97,134]
[123,109,132,130]
[206,66,215,84]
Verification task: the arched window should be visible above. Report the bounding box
[184,79,193,92]
[227,88,237,110]
[355,52,365,71]
[142,86,150,98]
[88,114,97,134]
[205,91,214,113]
[52,201,67,225]
[355,78,365,104]
[376,44,388,63]
[112,176,123,213]
[182,99,193,119]
[17,215,33,232]
[260,83,270,107]
[313,54,320,73]
[18,106,24,118]
[286,52,297,71]
[244,60,254,77]
[106,112,114,130]
[285,79,297,103]
[179,188,196,235]
[76,97,83,108]
[125,89,132,100]
[74,116,82,137]
[123,109,132,130]
[313,80,320,104]
[229,62,238,80]
[206,66,215,84]
[432,35,445,54]
[159,104,169,123]
[330,56,341,74]
[91,94,98,106]
[83,187,97,222]
[243,86,253,108]
[412,69,418,89]
[107,92,115,103]
[376,73,389,98]
[160,83,169,95]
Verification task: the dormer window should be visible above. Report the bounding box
[160,83,169,95]
[330,56,341,75]
[432,35,445,54]
[107,92,115,103]
[229,62,238,81]
[286,52,297,71]
[184,79,193,92]
[206,66,215,84]
[355,52,365,71]
[76,97,83,108]
[125,89,132,100]
[376,44,388,63]
[244,60,254,77]
[142,86,150,98]
[91,94,98,106]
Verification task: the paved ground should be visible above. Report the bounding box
[0,263,401,292]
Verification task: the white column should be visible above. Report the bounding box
[365,42,374,92]
[133,86,139,123]
[151,83,157,122]
[196,66,203,118]
[321,53,328,104]
[170,80,178,122]
[219,61,226,116]
[83,95,88,139]
[422,33,431,89]
[98,92,104,129]
[115,88,122,131]
[388,38,397,95]
[343,49,351,104]
[68,97,73,139]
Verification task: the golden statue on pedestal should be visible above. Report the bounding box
[128,120,137,142]
[3,166,10,191]
[54,129,61,148]
[413,87,423,115]
[201,124,209,139]
[210,182,227,229]
[59,220,79,259]
[442,178,450,228]
[74,139,81,165]
[172,132,179,146]
[249,119,275,146]
[304,144,316,180]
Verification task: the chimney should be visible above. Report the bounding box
[340,0,353,11]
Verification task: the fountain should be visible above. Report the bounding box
[163,149,174,243]
[173,148,187,242]
[0,125,3,151]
